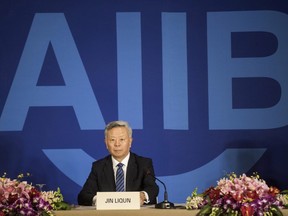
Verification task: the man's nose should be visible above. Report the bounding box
[114,139,120,146]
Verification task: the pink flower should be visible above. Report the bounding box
[191,173,284,215]
[0,176,54,215]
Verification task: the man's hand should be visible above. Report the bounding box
[140,192,146,205]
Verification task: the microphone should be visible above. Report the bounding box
[146,169,175,209]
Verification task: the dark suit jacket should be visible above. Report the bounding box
[78,152,159,206]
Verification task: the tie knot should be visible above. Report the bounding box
[117,163,124,168]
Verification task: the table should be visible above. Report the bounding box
[55,206,288,216]
[56,207,195,216]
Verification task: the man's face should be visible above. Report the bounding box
[105,126,132,162]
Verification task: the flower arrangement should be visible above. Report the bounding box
[0,173,70,216]
[41,188,71,211]
[186,173,288,216]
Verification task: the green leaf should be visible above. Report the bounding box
[281,190,288,194]
[40,211,52,216]
[270,206,283,216]
[197,205,212,216]
[54,201,72,210]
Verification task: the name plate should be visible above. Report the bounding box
[96,192,140,210]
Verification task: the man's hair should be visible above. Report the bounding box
[104,120,132,138]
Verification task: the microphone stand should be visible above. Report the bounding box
[146,170,174,209]
[154,177,175,209]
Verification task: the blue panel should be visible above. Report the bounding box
[162,13,188,130]
[116,12,143,129]
[207,11,288,129]
[43,149,95,186]
[0,13,105,131]
[0,1,287,206]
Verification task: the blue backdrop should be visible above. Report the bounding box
[1,0,288,205]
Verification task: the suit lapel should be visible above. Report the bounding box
[103,156,116,191]
[126,153,137,191]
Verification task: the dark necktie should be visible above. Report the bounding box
[116,163,124,191]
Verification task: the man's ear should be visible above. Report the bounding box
[130,137,133,148]
[105,139,108,149]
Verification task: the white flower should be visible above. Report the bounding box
[277,194,288,206]
[186,194,204,209]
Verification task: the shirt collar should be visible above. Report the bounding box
[112,152,130,168]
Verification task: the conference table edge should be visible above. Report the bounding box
[55,207,288,216]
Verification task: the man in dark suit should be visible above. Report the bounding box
[78,120,159,206]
